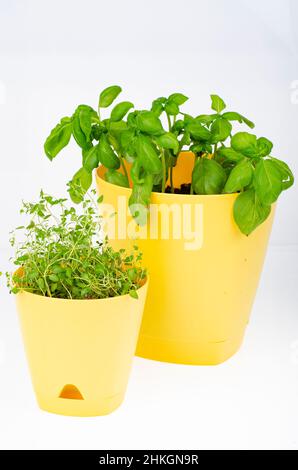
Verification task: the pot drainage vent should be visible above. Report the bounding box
[59,384,84,400]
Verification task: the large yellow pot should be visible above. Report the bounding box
[16,281,148,416]
[96,152,275,365]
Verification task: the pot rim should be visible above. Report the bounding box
[15,275,148,303]
[95,167,238,200]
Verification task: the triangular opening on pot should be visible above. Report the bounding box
[59,384,84,400]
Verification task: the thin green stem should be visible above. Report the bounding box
[166,113,172,131]
[213,143,218,158]
[169,156,174,194]
[161,149,166,193]
[166,114,174,192]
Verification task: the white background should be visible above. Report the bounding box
[0,0,298,450]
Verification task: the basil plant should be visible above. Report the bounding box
[44,86,294,235]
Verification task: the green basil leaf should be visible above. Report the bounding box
[155,132,179,154]
[210,117,232,142]
[151,102,163,116]
[109,120,127,137]
[120,129,136,151]
[168,93,188,105]
[44,117,72,160]
[195,114,218,125]
[136,111,164,135]
[68,167,92,203]
[77,105,97,141]
[108,120,127,152]
[180,130,191,147]
[254,159,282,204]
[241,115,255,129]
[270,157,294,190]
[105,169,129,188]
[72,109,92,150]
[256,137,273,157]
[222,111,242,121]
[210,94,226,113]
[222,111,255,129]
[183,114,194,125]
[129,173,153,226]
[190,143,204,154]
[217,147,244,162]
[91,124,102,141]
[233,188,271,235]
[127,111,138,128]
[99,85,122,108]
[231,132,258,157]
[192,158,226,194]
[165,101,179,116]
[83,145,99,172]
[186,122,211,141]
[136,134,162,174]
[131,159,144,185]
[98,134,120,169]
[157,97,167,103]
[110,101,134,122]
[172,119,184,133]
[224,159,253,193]
[151,97,166,116]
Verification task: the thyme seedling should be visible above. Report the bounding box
[7,190,146,299]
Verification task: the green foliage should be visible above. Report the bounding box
[233,189,271,236]
[129,173,153,226]
[98,133,120,169]
[254,159,282,204]
[224,159,253,193]
[136,135,162,174]
[44,87,294,236]
[105,169,129,188]
[136,111,164,135]
[168,93,188,105]
[155,132,179,154]
[210,94,226,113]
[192,158,226,194]
[110,101,134,122]
[83,145,100,172]
[7,191,146,299]
[270,158,294,190]
[44,117,72,160]
[231,132,258,157]
[68,167,92,203]
[99,85,122,108]
[210,118,232,142]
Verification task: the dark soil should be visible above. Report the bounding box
[165,183,192,194]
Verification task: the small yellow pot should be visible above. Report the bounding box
[96,152,275,365]
[16,281,148,416]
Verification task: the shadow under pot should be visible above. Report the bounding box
[15,279,148,416]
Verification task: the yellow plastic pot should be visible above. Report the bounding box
[96,152,275,365]
[16,281,148,416]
